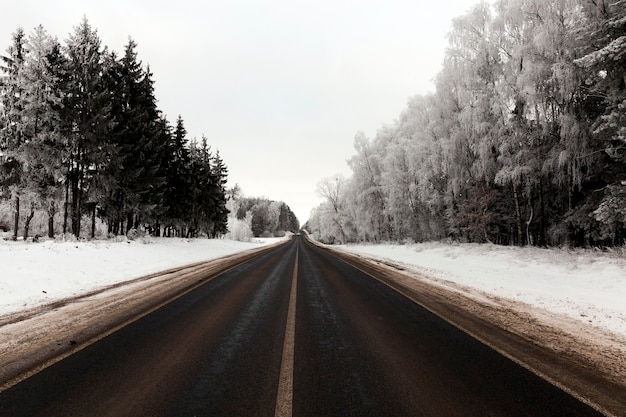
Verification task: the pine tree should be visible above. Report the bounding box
[151,115,174,236]
[0,28,27,240]
[210,149,229,236]
[277,202,299,233]
[137,65,169,231]
[20,26,66,239]
[104,40,167,235]
[164,115,191,236]
[64,17,114,237]
[575,0,626,244]
[187,138,206,237]
[0,19,232,242]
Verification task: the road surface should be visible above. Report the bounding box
[0,236,607,416]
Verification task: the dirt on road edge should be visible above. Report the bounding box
[0,241,285,394]
[317,242,626,417]
[2,236,624,416]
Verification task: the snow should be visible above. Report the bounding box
[336,242,626,338]
[1,234,625,340]
[0,235,282,316]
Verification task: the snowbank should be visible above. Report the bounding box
[337,242,626,338]
[0,236,282,316]
[2,235,624,340]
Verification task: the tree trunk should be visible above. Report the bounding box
[568,167,574,213]
[71,170,80,237]
[48,200,56,238]
[538,176,546,247]
[24,201,35,240]
[126,212,134,234]
[513,183,524,246]
[566,167,574,247]
[91,204,97,239]
[63,173,69,234]
[71,153,85,238]
[526,188,534,246]
[526,207,534,246]
[75,173,83,238]
[72,195,80,237]
[12,195,20,241]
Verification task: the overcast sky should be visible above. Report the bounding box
[3,0,483,225]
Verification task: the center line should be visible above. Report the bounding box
[275,245,299,417]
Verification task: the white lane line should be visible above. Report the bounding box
[275,246,299,417]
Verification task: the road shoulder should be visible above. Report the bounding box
[0,242,284,393]
[314,241,626,417]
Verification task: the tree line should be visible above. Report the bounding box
[225,185,300,241]
[307,0,626,247]
[0,18,229,240]
[236,196,300,237]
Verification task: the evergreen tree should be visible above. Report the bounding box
[0,20,235,242]
[0,28,27,240]
[151,114,174,236]
[277,201,299,233]
[20,26,66,238]
[164,115,191,236]
[105,40,167,235]
[575,0,626,244]
[211,149,229,236]
[64,17,114,237]
[187,138,208,237]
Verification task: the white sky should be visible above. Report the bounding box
[3,0,483,224]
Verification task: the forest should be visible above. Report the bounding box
[225,187,300,241]
[307,0,626,247]
[0,18,230,240]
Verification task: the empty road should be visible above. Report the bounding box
[0,236,607,416]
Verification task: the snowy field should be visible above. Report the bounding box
[337,242,626,338]
[0,235,282,317]
[1,235,625,340]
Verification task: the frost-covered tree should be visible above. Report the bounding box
[235,196,299,237]
[17,26,66,238]
[224,187,252,241]
[0,28,27,240]
[311,0,626,247]
[0,19,233,241]
[575,0,626,244]
[315,175,350,243]
[348,132,390,241]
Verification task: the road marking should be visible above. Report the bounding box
[275,246,299,417]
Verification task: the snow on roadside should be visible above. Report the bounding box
[337,242,626,338]
[0,236,282,317]
[2,234,625,340]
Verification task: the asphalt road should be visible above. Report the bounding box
[0,236,606,416]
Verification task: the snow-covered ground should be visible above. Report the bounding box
[337,242,626,338]
[1,235,625,340]
[0,235,282,317]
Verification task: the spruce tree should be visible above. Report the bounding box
[64,17,113,237]
[211,149,229,236]
[21,26,65,238]
[164,115,191,236]
[105,40,167,235]
[0,28,27,240]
